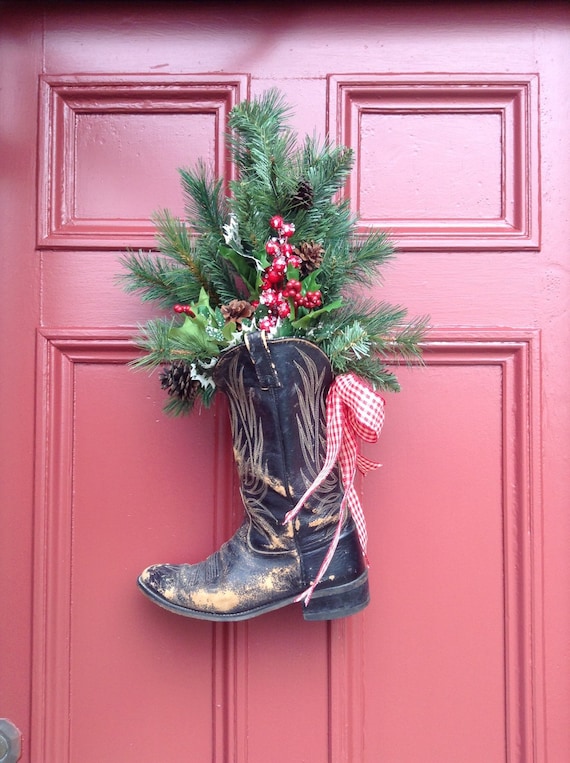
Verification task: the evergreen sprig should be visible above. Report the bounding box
[179,161,227,236]
[119,251,184,307]
[310,297,427,388]
[130,318,179,369]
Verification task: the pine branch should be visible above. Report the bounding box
[345,231,395,286]
[176,163,246,304]
[297,137,354,208]
[130,319,179,369]
[316,320,372,369]
[341,354,402,392]
[131,313,227,371]
[329,298,408,338]
[151,209,193,265]
[178,161,226,237]
[340,299,427,361]
[227,89,300,248]
[162,395,195,417]
[383,319,428,362]
[311,303,427,386]
[119,251,188,308]
[152,210,213,302]
[228,89,295,180]
[168,324,222,360]
[274,138,356,251]
[314,229,395,303]
[194,237,246,305]
[313,319,400,391]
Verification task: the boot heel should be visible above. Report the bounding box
[302,571,370,621]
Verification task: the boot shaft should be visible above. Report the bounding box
[213,334,344,550]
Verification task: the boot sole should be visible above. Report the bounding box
[137,570,369,623]
[303,572,370,621]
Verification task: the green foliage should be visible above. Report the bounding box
[162,383,216,417]
[131,289,238,371]
[310,300,428,390]
[119,250,185,308]
[120,88,427,414]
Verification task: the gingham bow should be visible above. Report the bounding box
[284,373,385,604]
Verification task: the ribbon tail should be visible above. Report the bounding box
[296,500,347,606]
[283,462,331,525]
[283,386,343,525]
[357,454,382,474]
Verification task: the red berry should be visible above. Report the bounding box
[270,215,284,230]
[281,222,295,238]
[174,304,195,317]
[260,288,278,307]
[265,239,280,256]
[259,315,277,331]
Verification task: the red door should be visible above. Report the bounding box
[2,4,569,762]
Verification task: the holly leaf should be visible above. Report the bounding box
[169,289,222,355]
[300,270,321,291]
[291,298,343,329]
[219,244,261,293]
[276,317,295,337]
[222,320,239,341]
[286,264,300,281]
[170,315,218,354]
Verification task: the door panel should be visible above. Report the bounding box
[2,4,569,762]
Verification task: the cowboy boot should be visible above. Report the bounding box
[137,333,369,621]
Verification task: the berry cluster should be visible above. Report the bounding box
[173,304,195,317]
[256,216,322,332]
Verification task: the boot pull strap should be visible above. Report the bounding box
[244,332,282,389]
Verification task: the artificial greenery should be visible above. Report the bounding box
[120,88,426,414]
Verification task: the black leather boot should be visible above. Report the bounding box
[138,333,369,621]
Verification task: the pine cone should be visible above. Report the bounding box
[220,299,255,329]
[159,361,200,402]
[293,241,325,276]
[290,178,314,210]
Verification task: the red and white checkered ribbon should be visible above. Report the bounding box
[284,373,385,604]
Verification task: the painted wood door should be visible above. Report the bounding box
[1,4,569,762]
